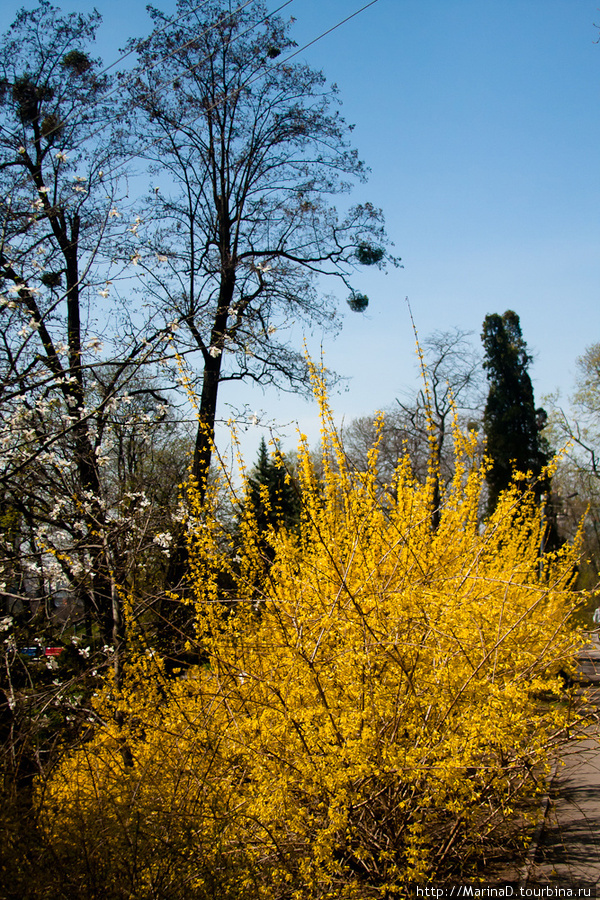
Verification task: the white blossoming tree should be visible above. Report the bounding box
[0,3,181,648]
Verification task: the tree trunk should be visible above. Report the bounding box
[191,271,235,501]
[192,357,222,501]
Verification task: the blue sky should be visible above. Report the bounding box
[2,0,598,460]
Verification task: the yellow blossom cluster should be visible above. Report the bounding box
[40,364,585,898]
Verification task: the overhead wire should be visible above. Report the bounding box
[0,0,212,143]
[265,0,380,67]
[0,0,266,147]
[99,0,382,180]
[95,0,381,145]
[0,0,382,228]
[69,0,294,153]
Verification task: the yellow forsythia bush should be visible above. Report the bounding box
[40,365,585,899]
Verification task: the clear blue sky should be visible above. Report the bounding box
[2,0,598,460]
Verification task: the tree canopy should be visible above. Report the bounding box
[124,0,397,495]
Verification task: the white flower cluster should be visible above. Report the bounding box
[124,491,151,509]
[153,531,173,556]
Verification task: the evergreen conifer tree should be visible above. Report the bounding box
[247,438,301,536]
[482,310,549,512]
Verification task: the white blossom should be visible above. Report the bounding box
[153,532,173,556]
[208,345,222,358]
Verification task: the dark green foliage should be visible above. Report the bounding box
[355,242,384,265]
[481,310,550,513]
[247,437,301,535]
[61,49,91,75]
[347,291,369,312]
[11,75,54,123]
[40,112,62,141]
[40,271,62,288]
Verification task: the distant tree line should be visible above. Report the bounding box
[343,310,595,570]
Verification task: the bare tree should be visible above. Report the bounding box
[125,0,398,498]
[546,342,600,586]
[344,329,484,524]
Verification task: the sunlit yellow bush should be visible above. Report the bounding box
[40,364,585,898]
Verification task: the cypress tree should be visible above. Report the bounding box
[481,311,549,513]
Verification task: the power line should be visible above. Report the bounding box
[70,0,294,153]
[0,0,263,148]
[102,0,382,180]
[272,0,380,67]
[0,0,294,154]
[0,0,382,229]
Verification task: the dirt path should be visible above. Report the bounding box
[524,645,600,889]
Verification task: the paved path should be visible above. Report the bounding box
[524,642,600,889]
